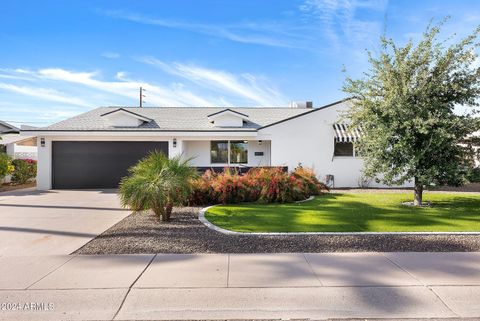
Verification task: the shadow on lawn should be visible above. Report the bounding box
[215,193,480,232]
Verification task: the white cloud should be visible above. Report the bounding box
[102,52,120,59]
[140,57,287,106]
[102,10,303,49]
[0,83,90,107]
[299,0,388,49]
[0,60,288,125]
[36,68,216,107]
[100,2,389,55]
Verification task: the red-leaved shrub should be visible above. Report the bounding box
[11,158,37,185]
[188,166,328,205]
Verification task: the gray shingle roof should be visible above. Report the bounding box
[0,120,20,134]
[31,107,314,131]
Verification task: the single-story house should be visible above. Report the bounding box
[23,99,407,190]
[0,120,37,160]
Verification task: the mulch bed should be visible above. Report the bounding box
[75,207,480,254]
[0,181,36,193]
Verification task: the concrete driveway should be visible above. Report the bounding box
[0,189,129,256]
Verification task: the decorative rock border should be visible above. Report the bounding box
[198,196,480,236]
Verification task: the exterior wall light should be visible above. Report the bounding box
[40,138,45,147]
[173,138,177,148]
[258,140,262,146]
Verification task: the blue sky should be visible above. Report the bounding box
[0,0,479,126]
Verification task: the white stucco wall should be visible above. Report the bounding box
[183,140,270,167]
[259,101,412,188]
[104,112,144,127]
[211,113,244,127]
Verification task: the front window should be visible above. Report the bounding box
[334,142,354,157]
[230,141,248,164]
[211,141,228,163]
[210,140,249,164]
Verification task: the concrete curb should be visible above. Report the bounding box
[198,196,480,236]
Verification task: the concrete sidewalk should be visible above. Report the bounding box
[0,252,480,320]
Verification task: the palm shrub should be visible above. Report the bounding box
[119,152,197,221]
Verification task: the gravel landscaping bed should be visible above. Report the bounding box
[75,207,480,254]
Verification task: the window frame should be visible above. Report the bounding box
[333,140,356,157]
[229,140,248,164]
[210,140,249,165]
[210,140,229,164]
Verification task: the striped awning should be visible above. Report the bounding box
[333,124,362,142]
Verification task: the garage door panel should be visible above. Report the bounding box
[52,141,168,189]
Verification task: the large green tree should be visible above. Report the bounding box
[343,19,480,205]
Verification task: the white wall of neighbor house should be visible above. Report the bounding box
[259,101,412,188]
[6,144,37,160]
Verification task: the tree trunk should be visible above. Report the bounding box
[153,206,165,220]
[164,203,173,221]
[414,177,423,206]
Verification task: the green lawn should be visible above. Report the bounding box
[204,192,480,232]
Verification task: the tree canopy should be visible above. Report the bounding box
[343,18,480,205]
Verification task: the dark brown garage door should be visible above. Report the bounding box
[52,141,168,189]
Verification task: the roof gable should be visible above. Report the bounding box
[100,108,152,127]
[207,109,249,118]
[258,99,351,130]
[207,109,249,127]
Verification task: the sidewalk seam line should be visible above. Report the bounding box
[428,286,460,317]
[226,254,230,288]
[302,253,324,286]
[381,253,425,285]
[25,255,77,290]
[112,254,157,321]
[381,253,459,317]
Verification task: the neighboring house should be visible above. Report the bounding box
[0,120,37,160]
[23,99,410,190]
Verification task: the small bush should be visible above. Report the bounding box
[467,167,480,183]
[11,159,37,184]
[0,153,14,179]
[188,166,328,205]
